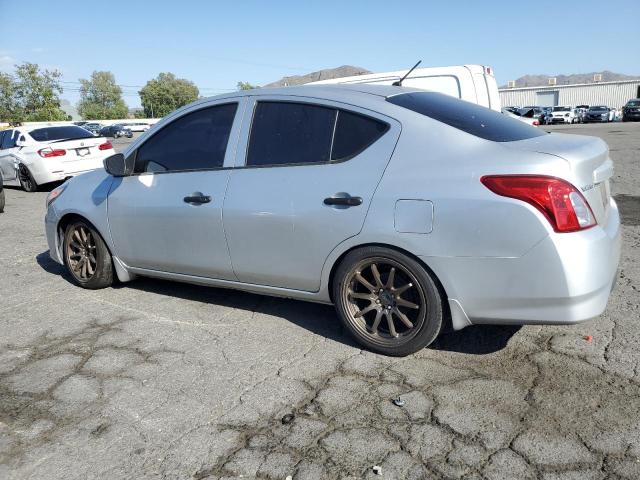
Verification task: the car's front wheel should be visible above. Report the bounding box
[63,220,114,289]
[333,246,443,356]
[18,164,38,192]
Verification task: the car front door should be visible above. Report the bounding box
[223,97,401,292]
[107,100,245,279]
[0,130,19,182]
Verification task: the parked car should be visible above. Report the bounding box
[622,99,640,122]
[74,121,89,126]
[518,107,545,125]
[502,108,539,126]
[539,107,554,125]
[583,106,612,123]
[44,85,620,356]
[83,123,104,135]
[0,174,4,213]
[0,125,113,192]
[120,122,150,132]
[550,106,577,124]
[99,124,133,138]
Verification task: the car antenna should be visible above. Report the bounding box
[392,60,422,86]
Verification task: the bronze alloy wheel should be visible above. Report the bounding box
[341,257,426,348]
[65,224,98,282]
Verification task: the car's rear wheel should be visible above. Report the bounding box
[333,246,443,356]
[18,164,38,192]
[63,220,113,289]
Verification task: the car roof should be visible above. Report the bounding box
[201,83,424,103]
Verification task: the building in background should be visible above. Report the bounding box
[500,79,640,108]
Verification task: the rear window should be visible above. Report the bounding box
[29,126,95,142]
[387,92,545,142]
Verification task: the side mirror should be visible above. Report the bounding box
[104,153,128,177]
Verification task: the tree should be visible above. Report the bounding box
[237,81,258,91]
[0,72,19,123]
[13,62,67,122]
[77,71,128,120]
[138,73,199,118]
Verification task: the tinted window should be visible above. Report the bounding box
[387,92,545,142]
[1,130,16,149]
[135,103,237,173]
[0,131,6,149]
[29,126,94,142]
[331,110,389,161]
[247,102,336,166]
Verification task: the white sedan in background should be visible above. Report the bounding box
[0,125,114,192]
[120,122,150,132]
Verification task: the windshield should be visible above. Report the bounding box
[626,100,640,107]
[28,126,95,142]
[590,106,608,111]
[387,92,545,142]
[552,107,570,112]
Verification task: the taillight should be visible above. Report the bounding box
[38,147,66,158]
[533,120,540,126]
[481,175,596,233]
[99,141,113,151]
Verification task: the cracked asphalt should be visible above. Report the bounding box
[0,123,639,479]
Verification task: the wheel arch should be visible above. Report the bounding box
[326,242,452,331]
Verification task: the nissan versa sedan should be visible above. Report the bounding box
[44,85,621,356]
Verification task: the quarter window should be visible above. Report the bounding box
[246,102,389,167]
[331,110,389,160]
[134,103,238,173]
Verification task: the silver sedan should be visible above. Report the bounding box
[44,85,620,356]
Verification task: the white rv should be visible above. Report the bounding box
[310,64,501,112]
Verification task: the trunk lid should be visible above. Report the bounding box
[43,136,111,172]
[502,133,613,224]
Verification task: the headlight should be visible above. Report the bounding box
[564,113,570,117]
[46,183,67,207]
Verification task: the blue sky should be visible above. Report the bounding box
[1,0,638,108]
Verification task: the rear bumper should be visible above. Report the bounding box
[423,199,621,328]
[32,158,105,186]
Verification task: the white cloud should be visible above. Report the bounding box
[0,54,15,73]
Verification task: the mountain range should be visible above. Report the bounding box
[264,65,370,87]
[500,71,640,88]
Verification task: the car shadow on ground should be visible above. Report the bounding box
[36,250,521,356]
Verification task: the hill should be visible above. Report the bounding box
[501,71,640,88]
[264,65,371,87]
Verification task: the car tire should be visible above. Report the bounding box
[333,246,443,356]
[18,164,38,192]
[63,220,114,289]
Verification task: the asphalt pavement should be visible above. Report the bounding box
[0,122,639,479]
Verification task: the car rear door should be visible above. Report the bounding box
[223,96,401,292]
[107,99,245,279]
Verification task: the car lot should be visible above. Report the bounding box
[0,123,639,479]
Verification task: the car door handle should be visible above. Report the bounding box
[183,193,212,204]
[323,194,363,207]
